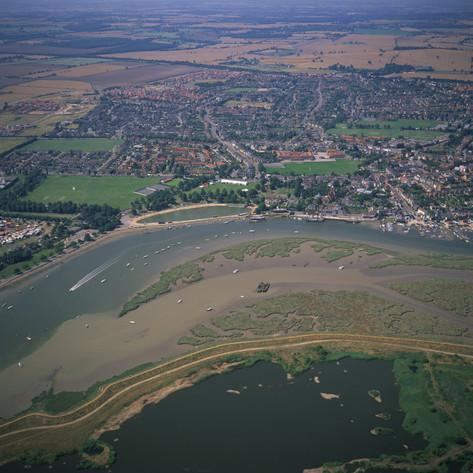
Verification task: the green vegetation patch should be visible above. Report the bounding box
[25,175,161,209]
[433,363,473,438]
[24,138,123,152]
[178,287,469,347]
[31,390,89,415]
[266,159,359,176]
[390,279,473,317]
[328,120,445,140]
[353,28,414,35]
[43,57,111,66]
[312,239,381,262]
[0,137,28,154]
[372,253,473,271]
[394,354,471,448]
[120,261,203,316]
[0,245,62,280]
[219,238,310,261]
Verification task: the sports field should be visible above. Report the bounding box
[23,138,123,152]
[266,159,360,176]
[328,120,445,140]
[25,175,162,209]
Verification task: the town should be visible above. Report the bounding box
[1,69,471,251]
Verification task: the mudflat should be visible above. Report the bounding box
[0,241,471,418]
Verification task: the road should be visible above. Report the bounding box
[202,107,261,172]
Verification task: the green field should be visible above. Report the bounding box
[25,175,161,209]
[353,28,413,36]
[0,137,28,154]
[24,138,123,152]
[42,57,111,66]
[266,159,360,176]
[207,182,257,192]
[164,178,184,188]
[328,120,445,140]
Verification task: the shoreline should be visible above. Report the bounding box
[133,202,250,225]
[0,205,252,291]
[0,206,469,292]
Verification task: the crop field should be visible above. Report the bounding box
[42,57,112,66]
[0,79,93,105]
[0,137,28,154]
[24,138,123,152]
[105,28,470,75]
[53,62,134,79]
[328,120,445,140]
[82,63,202,89]
[25,175,161,209]
[266,159,360,176]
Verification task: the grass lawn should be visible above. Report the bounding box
[164,178,183,188]
[0,137,28,154]
[328,120,445,140]
[23,138,123,152]
[25,175,161,209]
[207,182,257,192]
[266,159,359,176]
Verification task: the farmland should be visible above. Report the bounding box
[328,120,446,140]
[24,138,123,152]
[0,137,28,154]
[266,159,360,176]
[25,175,161,209]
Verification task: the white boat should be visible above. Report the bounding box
[144,262,149,266]
[100,279,107,284]
[206,307,213,311]
[294,230,300,234]
[195,246,201,250]
[7,305,14,310]
[249,229,256,233]
[338,266,344,271]
[126,263,131,267]
[177,299,183,304]
[177,242,182,245]
[129,320,136,325]
[155,250,160,254]
[85,323,89,328]
[143,255,149,259]
[130,267,135,271]
[18,362,23,368]
[26,336,32,341]
[233,269,239,274]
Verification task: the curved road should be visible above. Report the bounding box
[1,332,472,445]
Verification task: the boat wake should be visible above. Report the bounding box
[69,256,120,292]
